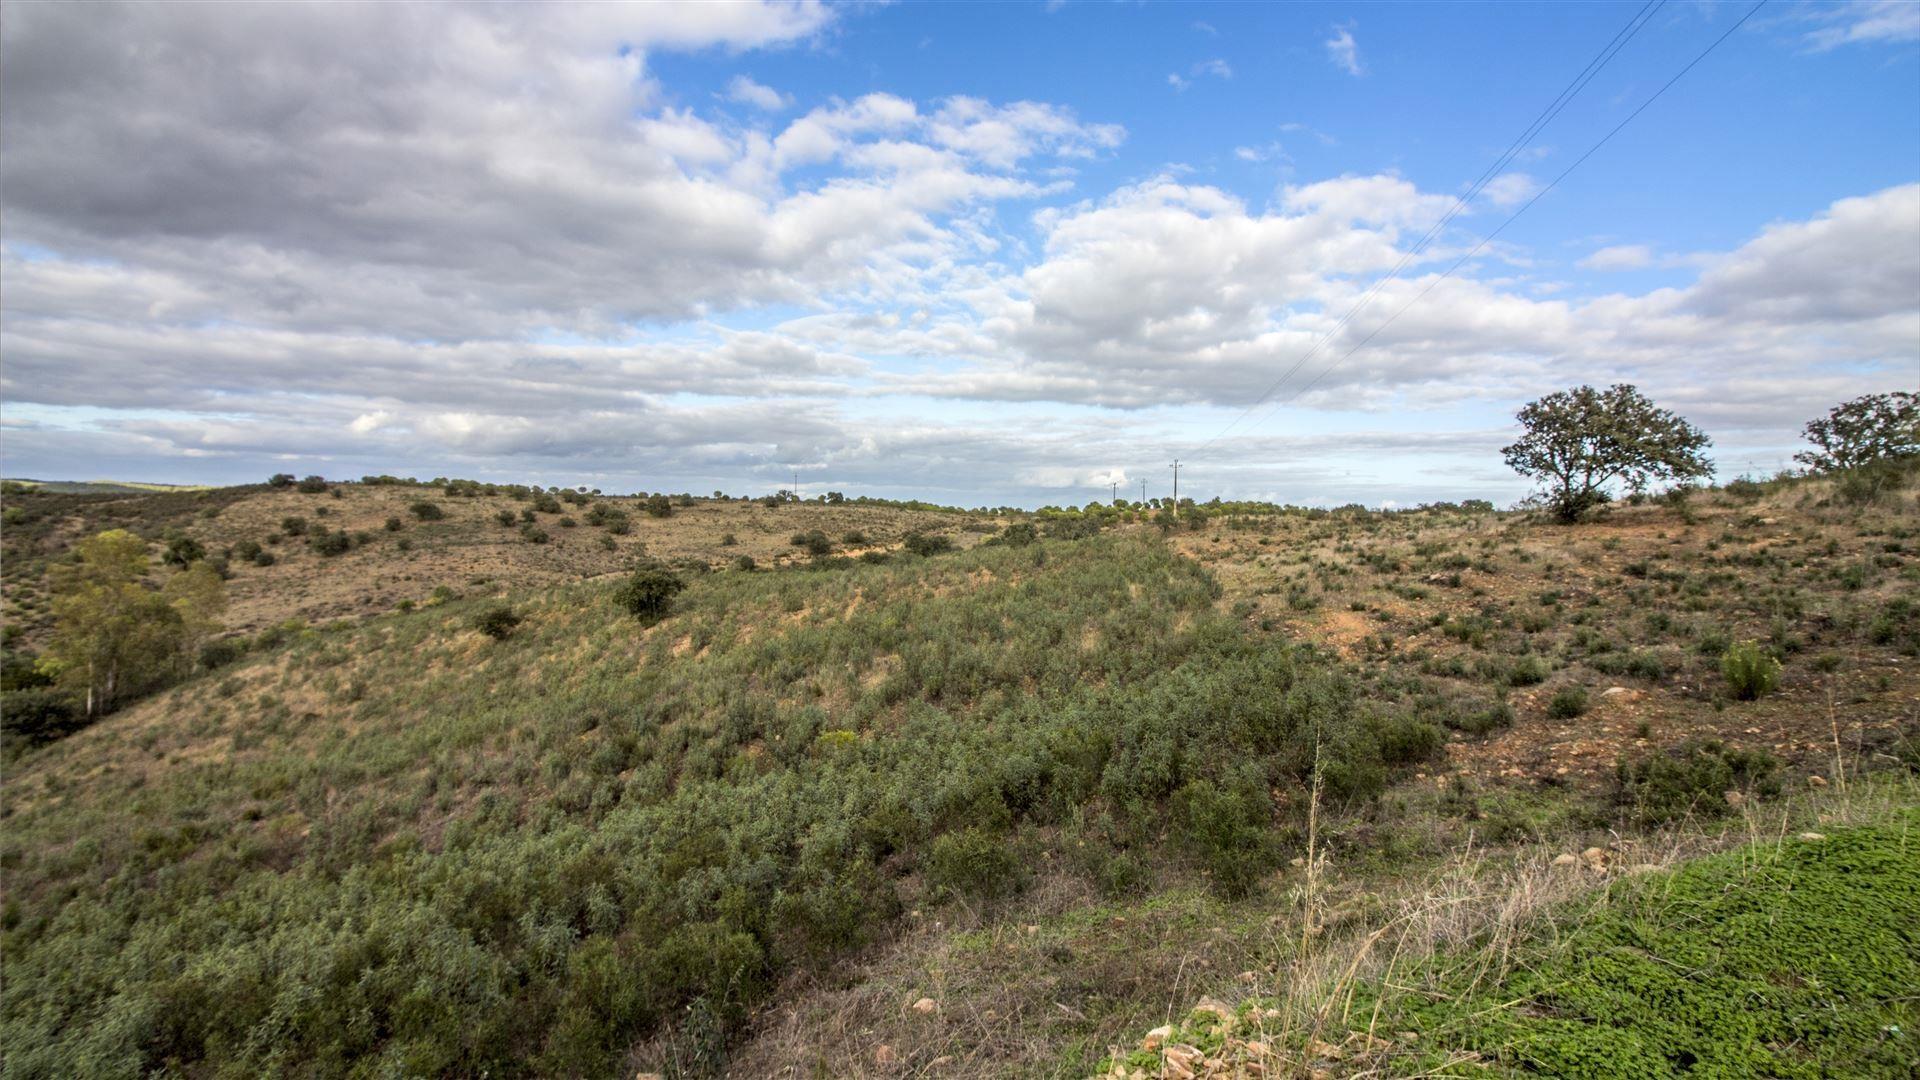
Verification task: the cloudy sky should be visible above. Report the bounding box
[2,1,1916,507]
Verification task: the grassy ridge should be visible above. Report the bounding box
[0,535,1442,1077]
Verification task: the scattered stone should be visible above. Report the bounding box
[929,1056,952,1068]
[1191,996,1234,1023]
[1306,1036,1344,1060]
[1723,790,1746,808]
[1162,1044,1201,1078]
[1623,863,1662,875]
[1601,686,1631,697]
[873,1044,897,1067]
[1798,832,1827,841]
[1580,846,1608,871]
[1244,1040,1272,1058]
[1552,853,1580,868]
[1808,775,1829,788]
[1142,1024,1174,1050]
[1024,924,1039,935]
[911,997,937,1014]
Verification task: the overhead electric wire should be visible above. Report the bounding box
[1189,0,1669,458]
[1251,0,1769,424]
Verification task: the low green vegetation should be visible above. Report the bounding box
[1390,812,1920,1077]
[1721,639,1782,700]
[0,535,1446,1077]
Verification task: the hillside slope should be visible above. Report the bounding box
[2,482,998,643]
[2,468,1916,1077]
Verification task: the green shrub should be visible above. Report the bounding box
[613,565,685,622]
[161,533,204,567]
[295,475,328,494]
[1867,597,1918,654]
[732,555,756,571]
[280,515,308,536]
[309,530,351,557]
[1440,699,1514,735]
[1178,774,1278,897]
[1096,850,1148,898]
[1000,523,1038,547]
[409,501,445,521]
[520,525,550,545]
[495,510,517,527]
[472,606,522,641]
[1503,654,1550,687]
[1720,641,1780,700]
[0,687,85,751]
[1614,739,1780,825]
[926,827,1024,901]
[384,516,404,532]
[1368,714,1447,766]
[903,531,954,557]
[198,638,246,670]
[1546,685,1589,719]
[790,530,832,557]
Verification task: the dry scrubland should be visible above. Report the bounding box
[1,484,1000,643]
[0,468,1915,1078]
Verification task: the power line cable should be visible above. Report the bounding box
[1256,0,1768,421]
[1189,0,1670,459]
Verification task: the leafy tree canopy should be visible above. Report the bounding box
[45,530,225,716]
[1502,384,1713,523]
[1794,390,1918,472]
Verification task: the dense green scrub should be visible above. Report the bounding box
[1,536,1439,1077]
[1394,812,1920,1077]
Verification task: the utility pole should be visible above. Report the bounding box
[792,468,799,505]
[1110,480,1118,503]
[1140,479,1147,505]
[1169,459,1181,516]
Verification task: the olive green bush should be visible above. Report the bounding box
[1721,640,1781,700]
[1614,739,1781,826]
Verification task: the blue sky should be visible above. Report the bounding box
[1,1,1915,507]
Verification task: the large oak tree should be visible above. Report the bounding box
[1502,384,1713,523]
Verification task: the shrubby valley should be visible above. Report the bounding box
[2,390,1916,1077]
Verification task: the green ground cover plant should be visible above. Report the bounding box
[1387,812,1920,1077]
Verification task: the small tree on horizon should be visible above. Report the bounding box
[1502,384,1713,523]
[1794,391,1918,473]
